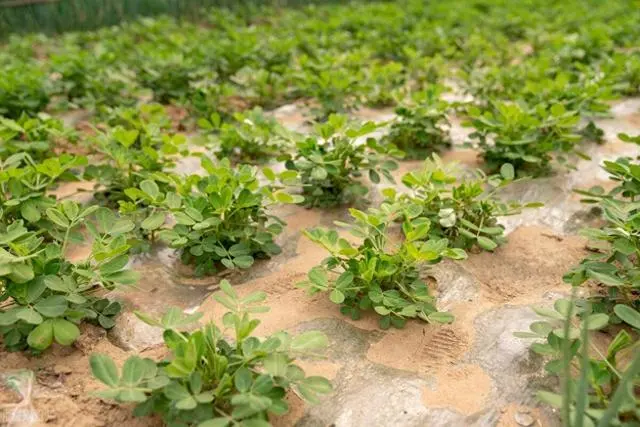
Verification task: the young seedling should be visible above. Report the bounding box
[281,114,402,208]
[384,88,452,160]
[84,106,188,206]
[300,202,466,329]
[466,101,588,176]
[90,281,332,426]
[198,108,291,163]
[155,158,302,276]
[0,153,87,227]
[385,155,540,251]
[0,203,137,352]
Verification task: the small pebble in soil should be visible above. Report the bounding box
[515,411,536,426]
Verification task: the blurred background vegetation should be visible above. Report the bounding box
[0,0,316,36]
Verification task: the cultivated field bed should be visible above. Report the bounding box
[1,1,639,427]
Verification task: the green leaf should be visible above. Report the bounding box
[311,167,328,180]
[176,396,197,410]
[198,419,230,427]
[613,305,640,329]
[110,219,135,235]
[90,354,120,387]
[308,267,328,288]
[587,270,624,287]
[296,376,333,404]
[499,163,514,180]
[9,263,34,283]
[34,295,68,317]
[121,356,146,387]
[119,389,148,402]
[274,191,295,204]
[44,275,70,292]
[550,103,566,117]
[584,313,609,330]
[61,200,80,220]
[141,212,165,230]
[113,128,139,148]
[427,312,454,323]
[27,320,54,350]
[103,270,140,285]
[234,367,253,392]
[262,167,276,181]
[476,236,497,251]
[291,331,328,351]
[0,310,18,326]
[329,289,345,304]
[374,306,391,316]
[335,271,354,289]
[368,169,381,184]
[16,307,43,324]
[99,254,129,275]
[174,212,196,225]
[52,318,80,346]
[264,353,289,377]
[537,391,563,408]
[20,201,40,222]
[233,255,254,269]
[530,321,553,336]
[46,208,69,228]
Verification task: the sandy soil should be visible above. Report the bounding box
[0,217,590,427]
[1,99,637,427]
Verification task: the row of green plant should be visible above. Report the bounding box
[85,151,541,426]
[518,133,640,425]
[2,1,638,118]
[0,104,538,352]
[0,0,638,176]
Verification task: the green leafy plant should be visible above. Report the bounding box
[300,202,466,329]
[362,61,405,108]
[385,155,540,251]
[0,153,87,227]
[156,158,302,276]
[0,62,49,119]
[0,113,76,161]
[0,203,137,351]
[231,67,291,109]
[187,79,241,121]
[84,111,188,206]
[117,176,192,253]
[466,101,587,176]
[103,103,173,135]
[384,89,452,160]
[281,115,402,208]
[563,199,640,325]
[567,144,640,326]
[516,297,640,426]
[136,52,197,103]
[295,55,364,121]
[609,53,640,96]
[90,281,332,426]
[618,133,640,146]
[198,108,291,164]
[574,150,640,205]
[50,48,139,109]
